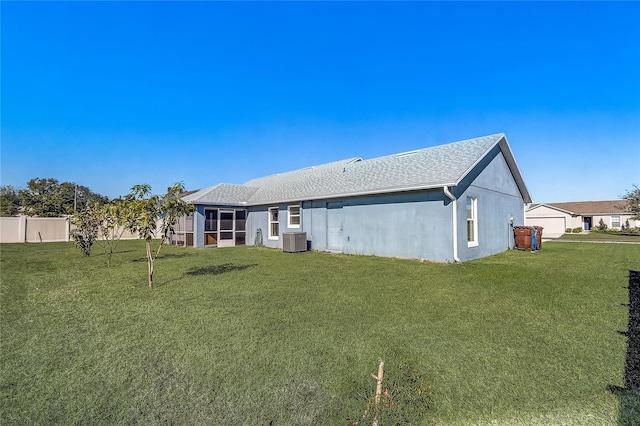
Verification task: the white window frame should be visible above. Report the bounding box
[611,215,621,228]
[467,197,478,247]
[287,205,301,228]
[268,207,279,240]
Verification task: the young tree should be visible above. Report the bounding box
[98,200,129,268]
[68,199,129,266]
[69,204,102,256]
[0,185,21,216]
[123,183,193,288]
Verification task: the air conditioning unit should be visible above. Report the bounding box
[283,232,307,253]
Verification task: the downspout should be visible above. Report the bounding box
[443,186,461,262]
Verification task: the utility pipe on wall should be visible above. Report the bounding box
[443,186,461,262]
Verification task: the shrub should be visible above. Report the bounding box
[572,227,583,233]
[566,228,573,233]
[69,206,101,256]
[597,218,608,231]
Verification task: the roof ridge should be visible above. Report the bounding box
[352,132,506,164]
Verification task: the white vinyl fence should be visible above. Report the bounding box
[0,216,156,244]
[0,216,70,243]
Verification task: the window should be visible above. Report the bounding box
[288,205,301,228]
[611,215,621,228]
[466,197,478,247]
[268,207,279,239]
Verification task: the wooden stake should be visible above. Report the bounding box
[371,361,384,426]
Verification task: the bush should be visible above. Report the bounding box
[566,228,573,233]
[68,206,101,256]
[572,227,583,233]
[597,218,608,231]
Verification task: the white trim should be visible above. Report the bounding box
[287,205,301,228]
[443,187,460,262]
[268,207,279,240]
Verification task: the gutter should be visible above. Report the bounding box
[443,186,461,262]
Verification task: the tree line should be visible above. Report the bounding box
[0,178,108,217]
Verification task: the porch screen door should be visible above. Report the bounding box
[218,210,235,247]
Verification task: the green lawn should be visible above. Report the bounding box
[558,232,640,242]
[1,240,639,425]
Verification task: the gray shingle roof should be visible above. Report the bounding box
[528,200,631,215]
[182,183,259,205]
[184,133,531,205]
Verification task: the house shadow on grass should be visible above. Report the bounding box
[185,263,258,276]
[94,249,136,257]
[156,263,257,286]
[609,270,640,425]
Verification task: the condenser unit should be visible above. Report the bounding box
[283,232,307,253]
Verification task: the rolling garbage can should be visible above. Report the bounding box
[514,226,543,251]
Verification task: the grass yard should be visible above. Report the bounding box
[1,240,639,425]
[558,232,640,243]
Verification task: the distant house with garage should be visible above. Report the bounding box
[525,200,637,238]
[177,133,531,262]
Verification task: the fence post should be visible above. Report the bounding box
[65,216,71,242]
[19,216,27,243]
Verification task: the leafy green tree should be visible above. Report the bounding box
[59,182,109,213]
[123,183,193,288]
[19,178,63,216]
[19,178,107,216]
[0,185,21,216]
[623,184,640,220]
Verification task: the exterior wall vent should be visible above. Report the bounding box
[283,232,307,253]
[394,150,419,158]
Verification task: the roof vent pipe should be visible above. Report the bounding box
[443,186,461,262]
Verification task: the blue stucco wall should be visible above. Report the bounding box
[453,146,525,261]
[245,191,454,261]
[340,191,453,260]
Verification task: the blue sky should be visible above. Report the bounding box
[2,1,639,203]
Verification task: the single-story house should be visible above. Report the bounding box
[525,200,637,238]
[178,133,532,262]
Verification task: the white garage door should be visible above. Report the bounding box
[525,217,566,239]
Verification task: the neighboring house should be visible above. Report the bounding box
[181,133,531,262]
[526,200,637,238]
